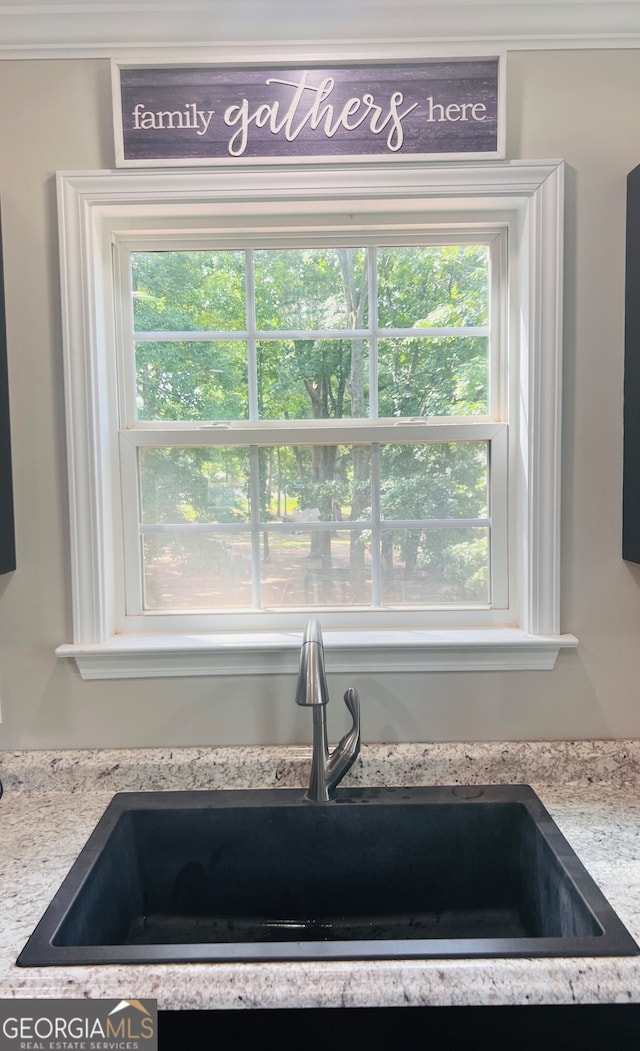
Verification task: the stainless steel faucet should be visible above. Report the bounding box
[295,619,361,802]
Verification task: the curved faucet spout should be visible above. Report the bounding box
[294,618,329,709]
[295,619,361,802]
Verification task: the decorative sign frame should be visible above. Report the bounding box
[112,57,504,167]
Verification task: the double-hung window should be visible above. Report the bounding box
[56,161,575,677]
[119,236,504,624]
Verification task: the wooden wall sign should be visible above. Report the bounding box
[113,58,503,166]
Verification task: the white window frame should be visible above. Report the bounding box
[55,160,577,679]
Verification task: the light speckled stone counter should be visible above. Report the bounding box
[1,742,639,1010]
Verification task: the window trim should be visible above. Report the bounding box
[54,160,577,678]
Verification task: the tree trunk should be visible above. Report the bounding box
[338,250,370,603]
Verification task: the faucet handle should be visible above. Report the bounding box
[325,687,361,793]
[343,686,360,726]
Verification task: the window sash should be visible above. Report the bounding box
[115,232,504,428]
[118,422,508,625]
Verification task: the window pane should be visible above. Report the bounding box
[377,245,489,329]
[139,448,250,524]
[136,341,248,421]
[254,248,367,330]
[380,527,489,605]
[126,243,498,616]
[258,445,371,525]
[380,443,488,521]
[377,337,488,417]
[257,339,369,419]
[261,530,371,607]
[132,251,246,332]
[143,533,253,610]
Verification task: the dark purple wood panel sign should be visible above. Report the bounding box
[115,59,502,165]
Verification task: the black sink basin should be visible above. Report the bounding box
[17,785,638,965]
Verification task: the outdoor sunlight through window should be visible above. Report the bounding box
[125,243,498,614]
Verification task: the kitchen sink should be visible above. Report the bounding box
[17,785,639,965]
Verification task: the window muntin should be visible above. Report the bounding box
[118,236,504,621]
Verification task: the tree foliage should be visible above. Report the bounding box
[131,243,491,606]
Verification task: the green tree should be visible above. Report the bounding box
[132,243,491,606]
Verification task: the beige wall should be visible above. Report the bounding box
[0,50,640,749]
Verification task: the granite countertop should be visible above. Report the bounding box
[1,741,639,1010]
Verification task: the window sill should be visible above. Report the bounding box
[56,629,578,680]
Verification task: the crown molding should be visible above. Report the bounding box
[1,1,640,58]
